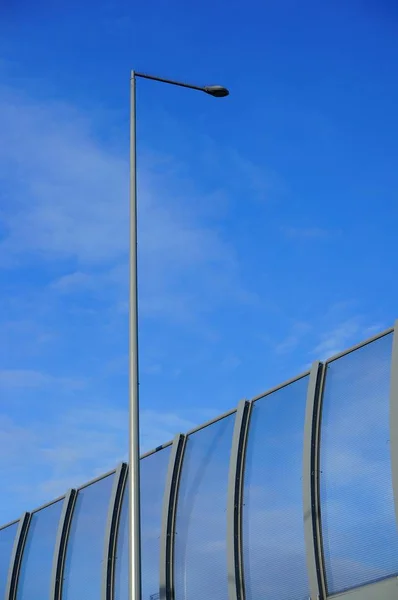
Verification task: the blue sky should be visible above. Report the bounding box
[1,0,398,521]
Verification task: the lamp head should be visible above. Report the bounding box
[204,85,229,98]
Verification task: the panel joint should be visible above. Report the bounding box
[227,399,251,600]
[389,320,398,534]
[303,361,327,600]
[159,433,186,600]
[50,488,77,600]
[5,512,30,600]
[102,462,128,600]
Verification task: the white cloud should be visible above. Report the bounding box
[0,368,86,390]
[220,355,241,370]
[50,271,95,292]
[312,317,362,359]
[0,97,127,265]
[275,321,312,355]
[0,84,255,329]
[309,310,385,361]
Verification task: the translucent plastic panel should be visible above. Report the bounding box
[174,415,235,600]
[0,522,18,597]
[62,474,114,600]
[242,377,310,600]
[114,447,171,600]
[320,333,398,594]
[17,499,63,600]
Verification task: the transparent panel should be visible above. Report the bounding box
[62,474,114,600]
[320,333,398,594]
[242,377,310,600]
[114,447,171,600]
[16,499,63,599]
[174,415,235,600]
[0,522,18,598]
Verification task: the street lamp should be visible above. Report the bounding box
[129,71,229,600]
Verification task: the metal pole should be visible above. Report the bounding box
[129,70,142,600]
[128,70,228,600]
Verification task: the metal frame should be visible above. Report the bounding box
[0,519,19,532]
[78,468,117,491]
[141,441,173,460]
[226,400,251,600]
[29,495,66,514]
[390,320,398,530]
[159,434,186,600]
[50,488,77,600]
[102,462,128,600]
[303,361,326,600]
[251,369,310,402]
[326,327,393,364]
[5,512,30,600]
[186,408,237,436]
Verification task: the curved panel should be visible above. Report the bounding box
[242,377,310,600]
[0,522,18,598]
[62,474,115,600]
[114,448,171,600]
[173,414,235,600]
[16,500,63,600]
[320,333,398,594]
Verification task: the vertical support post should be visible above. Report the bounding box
[389,320,398,529]
[303,361,326,600]
[227,400,251,600]
[50,489,77,600]
[102,463,128,600]
[159,434,186,600]
[5,512,30,600]
[129,68,142,600]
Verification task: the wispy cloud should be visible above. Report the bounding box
[311,317,362,359]
[311,316,385,360]
[0,368,86,390]
[265,301,385,368]
[220,355,242,370]
[0,84,255,329]
[50,271,95,292]
[274,321,312,355]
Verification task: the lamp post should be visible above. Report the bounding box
[129,71,229,600]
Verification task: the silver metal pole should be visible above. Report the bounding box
[127,70,228,600]
[129,70,142,600]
